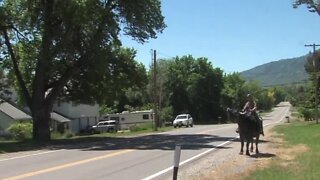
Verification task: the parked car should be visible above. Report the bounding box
[90,120,117,133]
[173,114,193,128]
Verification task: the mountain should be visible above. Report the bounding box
[240,55,309,87]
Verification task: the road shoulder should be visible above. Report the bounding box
[169,127,277,180]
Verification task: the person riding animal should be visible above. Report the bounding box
[236,94,264,136]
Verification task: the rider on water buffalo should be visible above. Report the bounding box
[236,94,264,136]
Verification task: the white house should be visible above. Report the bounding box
[0,99,31,135]
[50,112,72,133]
[53,101,100,133]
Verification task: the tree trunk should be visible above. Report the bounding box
[32,105,51,141]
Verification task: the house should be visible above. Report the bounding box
[53,101,100,133]
[0,98,74,135]
[50,112,72,133]
[1,89,110,133]
[0,99,31,135]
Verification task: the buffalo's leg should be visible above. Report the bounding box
[246,141,250,156]
[240,138,244,155]
[250,139,254,152]
[255,136,260,154]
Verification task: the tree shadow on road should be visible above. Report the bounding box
[58,134,236,151]
[0,134,237,153]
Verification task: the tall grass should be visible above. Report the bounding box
[246,122,320,180]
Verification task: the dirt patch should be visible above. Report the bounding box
[174,127,308,180]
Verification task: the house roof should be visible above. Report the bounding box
[0,100,31,120]
[51,112,71,123]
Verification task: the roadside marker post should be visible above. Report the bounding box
[286,116,290,123]
[173,145,181,180]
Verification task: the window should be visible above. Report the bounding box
[110,117,119,121]
[176,115,187,119]
[143,114,149,120]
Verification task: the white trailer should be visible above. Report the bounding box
[100,110,154,130]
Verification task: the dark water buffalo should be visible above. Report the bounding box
[238,111,260,155]
[228,109,260,156]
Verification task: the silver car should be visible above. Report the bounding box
[91,120,117,133]
[173,114,193,128]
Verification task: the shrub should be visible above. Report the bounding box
[160,106,173,126]
[51,131,74,139]
[7,121,33,140]
[298,107,313,121]
[129,123,153,132]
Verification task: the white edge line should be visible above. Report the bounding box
[0,150,63,162]
[141,139,235,180]
[143,105,291,180]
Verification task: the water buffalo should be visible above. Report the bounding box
[228,108,260,156]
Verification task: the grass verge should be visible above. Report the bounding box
[246,121,320,180]
[0,124,173,154]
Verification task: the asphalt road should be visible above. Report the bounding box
[0,102,291,180]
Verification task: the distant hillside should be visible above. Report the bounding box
[240,55,309,87]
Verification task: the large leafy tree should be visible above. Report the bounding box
[294,0,320,15]
[305,51,320,91]
[0,66,8,96]
[166,56,193,117]
[294,0,320,122]
[166,55,223,123]
[0,0,165,141]
[220,73,246,110]
[64,48,148,106]
[148,59,172,125]
[302,52,320,112]
[269,87,287,105]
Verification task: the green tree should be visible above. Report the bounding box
[294,1,320,120]
[243,81,274,111]
[188,58,224,123]
[305,51,320,102]
[0,0,166,141]
[220,73,246,110]
[0,67,6,94]
[300,51,320,119]
[270,87,287,105]
[166,56,193,116]
[232,80,274,111]
[284,84,311,107]
[258,89,274,111]
[166,55,224,124]
[294,0,320,15]
[148,59,172,126]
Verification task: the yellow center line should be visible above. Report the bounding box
[4,149,134,180]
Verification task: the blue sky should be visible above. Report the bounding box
[120,0,320,73]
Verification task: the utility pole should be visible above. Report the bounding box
[153,49,158,131]
[305,43,320,124]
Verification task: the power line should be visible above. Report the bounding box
[156,51,175,60]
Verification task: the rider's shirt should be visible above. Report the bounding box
[243,100,256,112]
